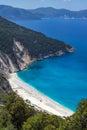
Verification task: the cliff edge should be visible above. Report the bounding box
[0,16,74,74]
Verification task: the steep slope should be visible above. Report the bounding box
[0,16,74,73]
[0,74,12,93]
[0,73,12,104]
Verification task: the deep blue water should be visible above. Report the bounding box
[12,18,87,111]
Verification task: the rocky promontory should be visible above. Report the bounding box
[0,16,74,74]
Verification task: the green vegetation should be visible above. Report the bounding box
[0,16,72,59]
[0,89,87,130]
[0,16,86,130]
[0,73,87,130]
[0,92,64,130]
[23,113,64,130]
[0,16,73,73]
[64,99,87,130]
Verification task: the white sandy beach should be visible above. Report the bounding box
[8,73,74,117]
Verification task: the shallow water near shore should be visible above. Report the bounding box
[13,18,87,111]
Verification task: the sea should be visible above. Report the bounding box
[11,18,87,111]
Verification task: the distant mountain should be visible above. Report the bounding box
[30,7,87,19]
[0,5,39,20]
[0,5,87,20]
[0,16,74,73]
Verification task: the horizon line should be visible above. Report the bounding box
[0,4,87,12]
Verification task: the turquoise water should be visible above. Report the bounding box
[12,18,87,111]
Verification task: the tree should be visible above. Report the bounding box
[0,108,16,130]
[5,92,36,130]
[22,113,64,130]
[22,114,46,130]
[44,124,56,130]
[63,99,87,130]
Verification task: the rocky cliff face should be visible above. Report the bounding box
[0,73,12,94]
[0,16,74,74]
[0,38,74,74]
[0,39,34,73]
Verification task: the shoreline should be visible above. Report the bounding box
[8,73,74,117]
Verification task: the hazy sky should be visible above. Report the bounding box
[0,0,87,10]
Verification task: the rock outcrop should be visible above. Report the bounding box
[0,16,74,74]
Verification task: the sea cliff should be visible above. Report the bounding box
[0,16,74,74]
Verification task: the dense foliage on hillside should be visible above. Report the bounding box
[64,99,87,130]
[0,91,87,130]
[0,16,73,73]
[0,16,71,58]
[0,92,64,130]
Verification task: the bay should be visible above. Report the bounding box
[12,18,87,111]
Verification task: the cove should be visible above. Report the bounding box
[12,18,87,111]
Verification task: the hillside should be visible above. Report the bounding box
[0,92,87,130]
[0,16,74,73]
[30,7,87,19]
[0,14,87,130]
[0,5,87,20]
[0,74,12,104]
[0,5,39,20]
